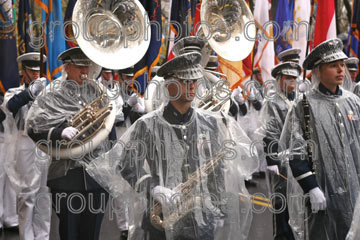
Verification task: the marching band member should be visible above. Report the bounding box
[345,57,360,97]
[281,38,360,239]
[278,48,312,94]
[26,47,116,240]
[84,52,259,240]
[115,67,145,137]
[2,52,49,240]
[258,62,302,239]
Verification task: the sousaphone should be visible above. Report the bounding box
[72,0,151,70]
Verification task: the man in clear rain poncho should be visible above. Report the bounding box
[279,38,360,239]
[84,52,259,240]
[257,61,302,240]
[345,57,360,97]
[25,47,117,240]
[2,52,49,239]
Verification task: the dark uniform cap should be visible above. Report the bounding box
[119,66,134,77]
[172,36,206,57]
[102,68,113,73]
[278,48,301,62]
[17,52,47,71]
[57,47,92,66]
[271,62,302,78]
[157,52,203,80]
[205,56,218,71]
[303,38,348,70]
[345,57,359,72]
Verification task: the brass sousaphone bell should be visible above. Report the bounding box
[200,0,256,62]
[72,0,151,70]
[195,0,256,113]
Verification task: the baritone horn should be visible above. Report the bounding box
[200,0,256,62]
[72,0,151,70]
[38,80,116,160]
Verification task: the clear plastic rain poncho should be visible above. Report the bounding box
[1,84,50,194]
[254,77,304,239]
[279,75,360,239]
[83,82,259,239]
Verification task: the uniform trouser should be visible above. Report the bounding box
[0,173,18,228]
[16,141,51,240]
[270,167,295,240]
[0,134,18,228]
[114,126,130,232]
[51,189,109,240]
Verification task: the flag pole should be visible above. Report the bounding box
[40,46,44,78]
[346,0,355,55]
[302,0,316,81]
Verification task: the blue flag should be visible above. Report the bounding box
[0,0,19,93]
[170,0,193,41]
[17,0,33,55]
[347,0,360,59]
[133,0,162,94]
[347,0,360,82]
[36,0,65,81]
[274,0,294,62]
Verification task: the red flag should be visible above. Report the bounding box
[191,3,201,36]
[314,0,336,47]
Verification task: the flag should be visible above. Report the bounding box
[0,0,19,93]
[347,0,360,82]
[167,0,194,60]
[218,58,246,90]
[314,0,336,47]
[63,0,78,49]
[242,51,253,79]
[191,1,201,36]
[292,0,311,66]
[133,0,162,95]
[35,0,65,81]
[17,0,33,55]
[274,0,294,62]
[347,0,360,58]
[253,0,275,82]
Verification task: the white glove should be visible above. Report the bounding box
[115,113,125,122]
[151,186,180,206]
[248,87,259,101]
[233,87,245,104]
[203,195,224,217]
[298,82,308,93]
[309,187,327,213]
[29,77,46,97]
[61,127,79,140]
[132,102,145,113]
[267,165,279,175]
[127,93,139,107]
